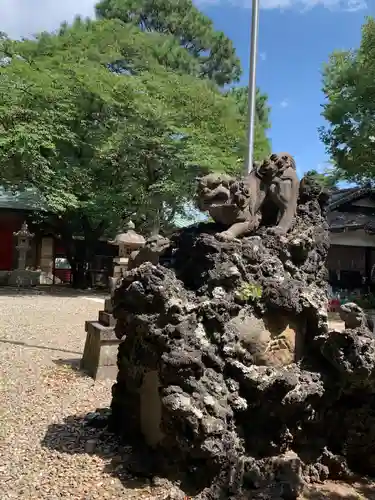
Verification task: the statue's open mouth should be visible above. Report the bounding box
[198,188,231,210]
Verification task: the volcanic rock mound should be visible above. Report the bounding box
[110,178,375,498]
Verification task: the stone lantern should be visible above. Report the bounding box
[109,221,146,281]
[13,221,34,271]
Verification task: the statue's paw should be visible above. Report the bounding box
[215,230,234,241]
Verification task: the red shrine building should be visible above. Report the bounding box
[0,189,114,285]
[0,189,54,277]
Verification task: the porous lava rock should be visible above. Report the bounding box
[110,178,375,498]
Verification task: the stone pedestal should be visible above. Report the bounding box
[8,269,41,286]
[80,222,145,380]
[80,298,120,380]
[80,278,119,380]
[112,256,129,280]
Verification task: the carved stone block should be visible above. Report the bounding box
[99,310,117,327]
[80,320,120,380]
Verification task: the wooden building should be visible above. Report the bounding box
[327,186,375,292]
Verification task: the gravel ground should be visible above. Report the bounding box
[0,293,168,500]
[0,293,371,500]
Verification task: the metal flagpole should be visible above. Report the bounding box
[245,0,260,174]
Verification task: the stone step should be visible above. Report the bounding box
[98,310,116,327]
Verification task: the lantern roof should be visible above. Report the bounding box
[13,221,34,238]
[109,221,145,248]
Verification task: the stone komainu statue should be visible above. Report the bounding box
[196,152,300,240]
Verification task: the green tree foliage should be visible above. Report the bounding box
[95,0,241,86]
[0,10,271,285]
[0,18,270,223]
[304,169,339,190]
[0,19,269,284]
[226,86,271,159]
[226,86,270,126]
[320,17,375,184]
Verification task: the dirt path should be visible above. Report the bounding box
[0,294,372,499]
[301,479,375,499]
[0,294,169,499]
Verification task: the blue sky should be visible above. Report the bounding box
[198,0,370,177]
[0,0,371,178]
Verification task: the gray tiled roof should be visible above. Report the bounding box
[328,186,374,211]
[328,186,375,234]
[328,211,375,233]
[0,187,46,211]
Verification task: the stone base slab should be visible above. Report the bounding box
[0,270,42,286]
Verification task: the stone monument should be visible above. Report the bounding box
[107,153,375,498]
[80,223,145,380]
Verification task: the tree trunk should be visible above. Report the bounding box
[70,261,87,289]
[68,242,96,289]
[52,215,106,289]
[82,218,105,289]
[60,232,89,289]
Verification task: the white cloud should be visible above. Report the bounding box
[196,0,366,11]
[279,99,289,108]
[0,0,96,40]
[1,0,368,42]
[0,0,366,42]
[259,52,267,61]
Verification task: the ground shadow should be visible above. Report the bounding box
[356,481,375,499]
[0,338,82,355]
[52,358,90,379]
[305,492,360,500]
[0,285,107,298]
[41,413,173,495]
[42,413,375,499]
[303,479,375,499]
